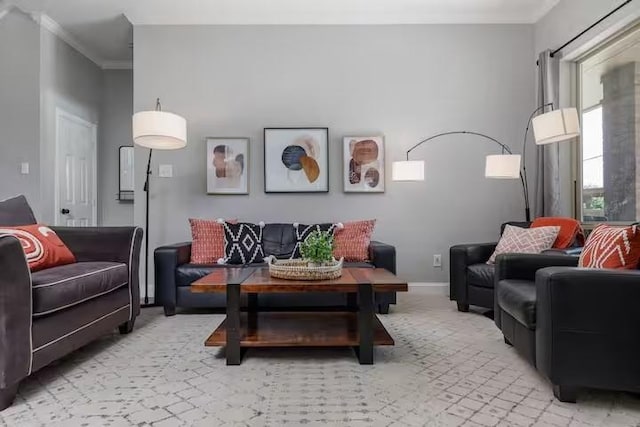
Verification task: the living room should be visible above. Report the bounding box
[1,0,640,425]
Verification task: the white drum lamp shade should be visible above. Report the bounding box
[392,160,425,181]
[485,154,521,179]
[132,111,187,150]
[532,108,580,145]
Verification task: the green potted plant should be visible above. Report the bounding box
[300,230,334,267]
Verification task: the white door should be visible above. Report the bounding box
[55,109,97,226]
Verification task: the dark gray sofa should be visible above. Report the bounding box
[0,196,142,410]
[155,223,397,315]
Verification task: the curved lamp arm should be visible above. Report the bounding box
[404,130,530,222]
[406,130,513,159]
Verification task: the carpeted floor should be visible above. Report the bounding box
[2,289,640,426]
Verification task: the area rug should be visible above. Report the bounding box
[1,290,639,426]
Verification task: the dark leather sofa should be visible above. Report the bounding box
[155,223,397,315]
[494,253,640,402]
[450,221,530,312]
[0,196,142,410]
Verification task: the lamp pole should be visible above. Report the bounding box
[141,98,161,307]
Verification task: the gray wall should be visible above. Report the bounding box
[133,24,535,292]
[100,69,134,226]
[0,9,41,215]
[39,26,103,225]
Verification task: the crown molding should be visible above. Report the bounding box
[102,60,133,70]
[0,1,14,21]
[37,14,105,67]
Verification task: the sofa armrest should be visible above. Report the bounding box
[52,227,143,264]
[154,242,192,311]
[52,227,143,318]
[536,267,640,389]
[369,241,396,274]
[449,242,497,302]
[0,235,32,389]
[495,253,579,282]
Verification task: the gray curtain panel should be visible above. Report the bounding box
[534,49,562,217]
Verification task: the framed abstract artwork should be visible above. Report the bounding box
[343,136,385,193]
[206,137,249,194]
[264,128,329,193]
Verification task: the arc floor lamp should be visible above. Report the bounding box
[133,98,187,305]
[392,107,580,222]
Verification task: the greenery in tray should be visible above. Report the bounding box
[300,231,334,265]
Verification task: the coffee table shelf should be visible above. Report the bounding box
[205,312,394,347]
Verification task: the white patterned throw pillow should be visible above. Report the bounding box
[487,225,560,264]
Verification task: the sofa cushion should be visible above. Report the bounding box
[467,263,495,289]
[0,224,76,272]
[262,224,297,258]
[333,220,376,262]
[496,279,537,329]
[31,262,128,316]
[189,218,237,264]
[488,224,560,264]
[222,222,265,264]
[579,224,640,269]
[0,195,37,226]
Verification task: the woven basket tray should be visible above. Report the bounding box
[267,256,344,281]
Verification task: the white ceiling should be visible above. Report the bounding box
[7,0,560,67]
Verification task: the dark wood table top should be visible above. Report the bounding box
[191,266,408,294]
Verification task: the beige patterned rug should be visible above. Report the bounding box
[2,289,640,426]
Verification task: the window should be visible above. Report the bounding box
[578,25,640,222]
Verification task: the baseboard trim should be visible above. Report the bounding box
[408,282,448,295]
[408,282,448,287]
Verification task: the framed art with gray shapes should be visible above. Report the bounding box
[206,137,249,194]
[343,136,385,193]
[264,128,329,193]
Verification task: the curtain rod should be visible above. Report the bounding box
[549,0,633,58]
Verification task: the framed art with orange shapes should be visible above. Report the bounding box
[343,136,385,193]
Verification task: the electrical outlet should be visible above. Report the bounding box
[433,254,442,268]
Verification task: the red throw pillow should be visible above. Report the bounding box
[579,224,640,269]
[531,216,584,249]
[0,224,75,272]
[333,220,376,262]
[189,218,237,264]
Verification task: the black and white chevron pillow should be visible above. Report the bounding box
[222,222,265,265]
[291,222,339,259]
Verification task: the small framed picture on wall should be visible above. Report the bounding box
[343,136,385,193]
[264,128,329,193]
[206,137,249,194]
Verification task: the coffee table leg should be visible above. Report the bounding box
[248,293,258,332]
[357,283,374,365]
[347,292,357,311]
[226,283,242,365]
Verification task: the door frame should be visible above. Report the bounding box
[54,107,98,226]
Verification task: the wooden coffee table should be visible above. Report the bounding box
[191,267,408,365]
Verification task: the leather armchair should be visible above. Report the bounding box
[536,266,640,402]
[494,254,579,364]
[494,252,640,402]
[450,221,530,312]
